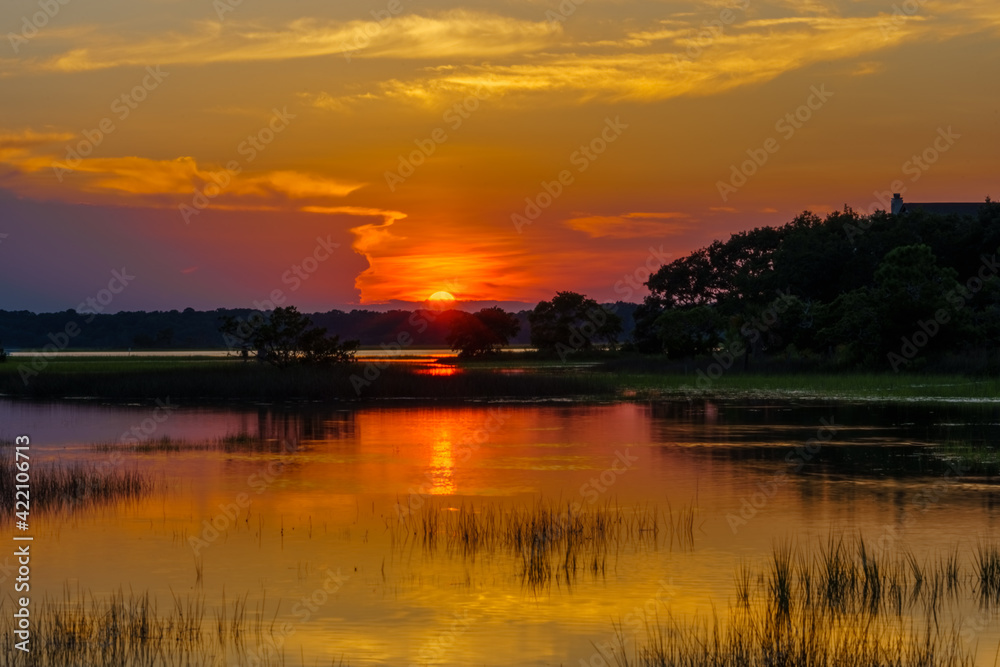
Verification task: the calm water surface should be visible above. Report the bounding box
[4,398,1000,665]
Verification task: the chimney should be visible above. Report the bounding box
[891,193,904,215]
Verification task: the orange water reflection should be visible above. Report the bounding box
[16,400,1000,667]
[413,365,460,376]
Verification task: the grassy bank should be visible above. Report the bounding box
[0,357,618,402]
[621,371,1000,401]
[1,355,999,402]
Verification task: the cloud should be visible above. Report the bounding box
[565,212,691,238]
[9,12,561,73]
[309,5,1000,108]
[366,14,913,104]
[0,128,364,208]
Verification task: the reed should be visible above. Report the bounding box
[89,432,286,453]
[973,541,1000,603]
[388,498,695,587]
[612,535,984,667]
[0,587,298,667]
[0,457,155,515]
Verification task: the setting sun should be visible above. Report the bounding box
[428,291,456,302]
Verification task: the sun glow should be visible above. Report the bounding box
[428,291,456,302]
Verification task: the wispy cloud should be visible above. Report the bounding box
[307,5,1000,108]
[0,128,364,209]
[363,15,913,105]
[6,11,561,73]
[565,212,691,239]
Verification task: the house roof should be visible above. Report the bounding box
[900,202,984,216]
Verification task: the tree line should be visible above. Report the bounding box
[632,201,1000,370]
[216,294,629,365]
[0,302,637,361]
[3,201,996,369]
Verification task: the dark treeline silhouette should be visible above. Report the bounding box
[632,201,1000,370]
[7,202,997,371]
[0,303,638,352]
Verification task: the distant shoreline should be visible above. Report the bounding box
[1,355,998,405]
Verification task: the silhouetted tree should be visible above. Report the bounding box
[656,306,724,359]
[529,292,623,355]
[634,202,1000,366]
[218,306,357,367]
[447,307,521,358]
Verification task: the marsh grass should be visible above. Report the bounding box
[0,359,618,401]
[89,432,290,454]
[389,499,696,588]
[0,587,298,667]
[932,440,1000,476]
[7,356,1000,403]
[608,367,1000,402]
[974,542,1000,604]
[0,451,155,516]
[613,610,971,667]
[613,535,991,667]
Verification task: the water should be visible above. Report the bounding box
[4,398,1000,665]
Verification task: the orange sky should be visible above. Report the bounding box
[0,0,997,311]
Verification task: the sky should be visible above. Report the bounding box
[0,0,997,313]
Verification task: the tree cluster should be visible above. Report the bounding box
[528,292,623,357]
[219,306,358,367]
[633,201,1000,369]
[445,307,521,358]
